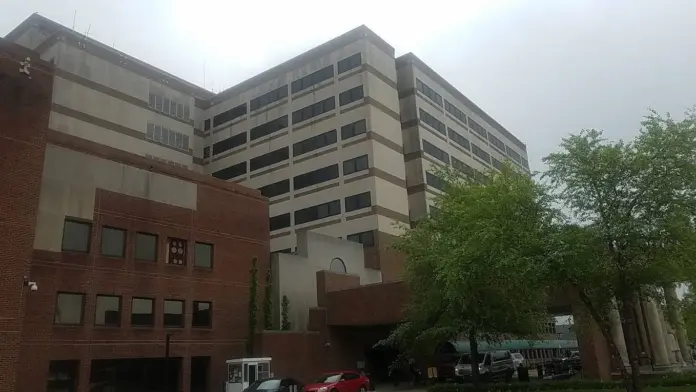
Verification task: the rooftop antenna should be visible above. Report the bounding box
[72,10,76,30]
[203,61,206,89]
[84,24,91,39]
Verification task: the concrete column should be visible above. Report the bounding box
[633,298,651,358]
[609,305,629,366]
[644,300,673,370]
[660,313,678,365]
[664,284,692,365]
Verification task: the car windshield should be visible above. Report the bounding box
[315,374,341,383]
[247,379,281,392]
[458,354,483,365]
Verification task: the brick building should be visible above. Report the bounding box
[0,40,269,392]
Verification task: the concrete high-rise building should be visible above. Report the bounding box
[6,13,529,281]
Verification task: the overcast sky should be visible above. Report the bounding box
[2,0,696,172]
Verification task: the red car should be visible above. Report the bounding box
[304,371,370,392]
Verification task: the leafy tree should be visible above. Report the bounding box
[263,267,273,330]
[542,109,696,392]
[382,164,554,388]
[247,257,259,355]
[680,284,696,344]
[281,295,291,331]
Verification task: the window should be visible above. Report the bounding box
[259,179,290,198]
[194,242,213,268]
[250,115,289,141]
[468,118,488,139]
[445,100,467,124]
[343,155,369,175]
[269,213,291,231]
[164,299,185,327]
[212,162,247,180]
[291,65,334,94]
[339,85,364,106]
[203,146,210,159]
[347,230,375,247]
[148,92,190,121]
[488,133,506,153]
[293,129,337,157]
[250,85,289,112]
[95,295,121,326]
[62,219,92,253]
[131,297,154,326]
[193,301,212,327]
[294,200,341,225]
[452,157,476,178]
[342,373,360,381]
[345,192,371,212]
[204,119,211,131]
[47,360,79,392]
[341,119,367,140]
[54,292,85,325]
[167,238,187,266]
[416,78,443,107]
[100,226,126,258]
[426,172,447,191]
[213,132,247,155]
[506,145,523,164]
[471,143,491,164]
[213,103,247,128]
[422,140,449,164]
[419,108,446,135]
[337,53,362,74]
[250,147,289,171]
[293,164,339,190]
[292,97,336,124]
[429,205,441,217]
[330,258,347,273]
[448,128,471,151]
[491,157,503,170]
[146,122,190,152]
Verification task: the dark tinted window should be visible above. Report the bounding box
[426,172,447,191]
[337,53,362,74]
[213,132,247,155]
[452,157,476,178]
[135,232,157,261]
[293,129,337,157]
[212,161,247,180]
[448,128,470,151]
[445,100,467,124]
[95,295,121,326]
[270,213,291,231]
[343,155,369,175]
[213,103,247,128]
[131,297,154,326]
[471,143,491,164]
[250,85,289,112]
[100,226,126,258]
[164,299,185,327]
[250,115,289,141]
[342,373,360,381]
[250,147,289,171]
[416,78,443,107]
[259,179,290,198]
[292,97,336,124]
[341,119,367,140]
[62,219,92,253]
[347,230,375,247]
[293,164,339,190]
[422,140,449,164]
[204,119,211,131]
[506,145,523,164]
[488,133,506,153]
[491,157,503,170]
[419,108,446,135]
[294,200,341,225]
[54,292,85,325]
[345,192,371,212]
[193,301,212,327]
[291,65,334,94]
[468,118,488,138]
[194,242,213,268]
[203,146,210,159]
[339,85,364,106]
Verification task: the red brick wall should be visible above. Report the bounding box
[0,40,54,392]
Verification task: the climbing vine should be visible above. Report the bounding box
[246,257,258,355]
[281,295,291,331]
[263,267,273,330]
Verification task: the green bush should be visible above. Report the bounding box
[426,373,696,392]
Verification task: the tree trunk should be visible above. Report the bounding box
[619,294,642,392]
[469,328,481,391]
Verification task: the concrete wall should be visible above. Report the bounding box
[272,231,381,332]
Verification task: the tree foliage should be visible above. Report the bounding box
[680,284,696,343]
[263,267,273,330]
[382,164,554,386]
[281,295,291,331]
[542,108,696,391]
[247,257,259,356]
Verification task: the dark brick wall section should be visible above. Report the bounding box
[325,281,409,326]
[0,40,54,392]
[363,232,405,282]
[316,270,360,307]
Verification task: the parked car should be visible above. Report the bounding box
[304,371,371,392]
[454,350,515,382]
[511,353,525,369]
[245,377,304,392]
[543,351,582,374]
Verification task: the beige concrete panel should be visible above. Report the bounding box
[408,191,428,222]
[374,178,409,216]
[33,212,66,252]
[146,170,197,209]
[13,26,50,50]
[369,108,403,149]
[365,40,397,82]
[377,215,407,236]
[64,183,97,220]
[365,72,400,115]
[404,159,424,187]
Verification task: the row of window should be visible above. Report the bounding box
[425,172,448,192]
[422,139,449,164]
[250,85,289,112]
[346,230,375,247]
[471,142,491,164]
[213,103,247,128]
[54,292,212,328]
[148,93,191,121]
[292,96,336,124]
[448,128,471,151]
[419,108,446,135]
[338,85,364,106]
[146,122,190,152]
[269,191,372,230]
[62,219,213,268]
[416,78,443,107]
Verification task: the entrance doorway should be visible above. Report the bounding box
[365,346,399,384]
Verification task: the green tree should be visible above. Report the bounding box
[263,267,273,330]
[542,109,696,392]
[680,285,696,344]
[281,295,291,331]
[247,257,259,355]
[382,164,554,389]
